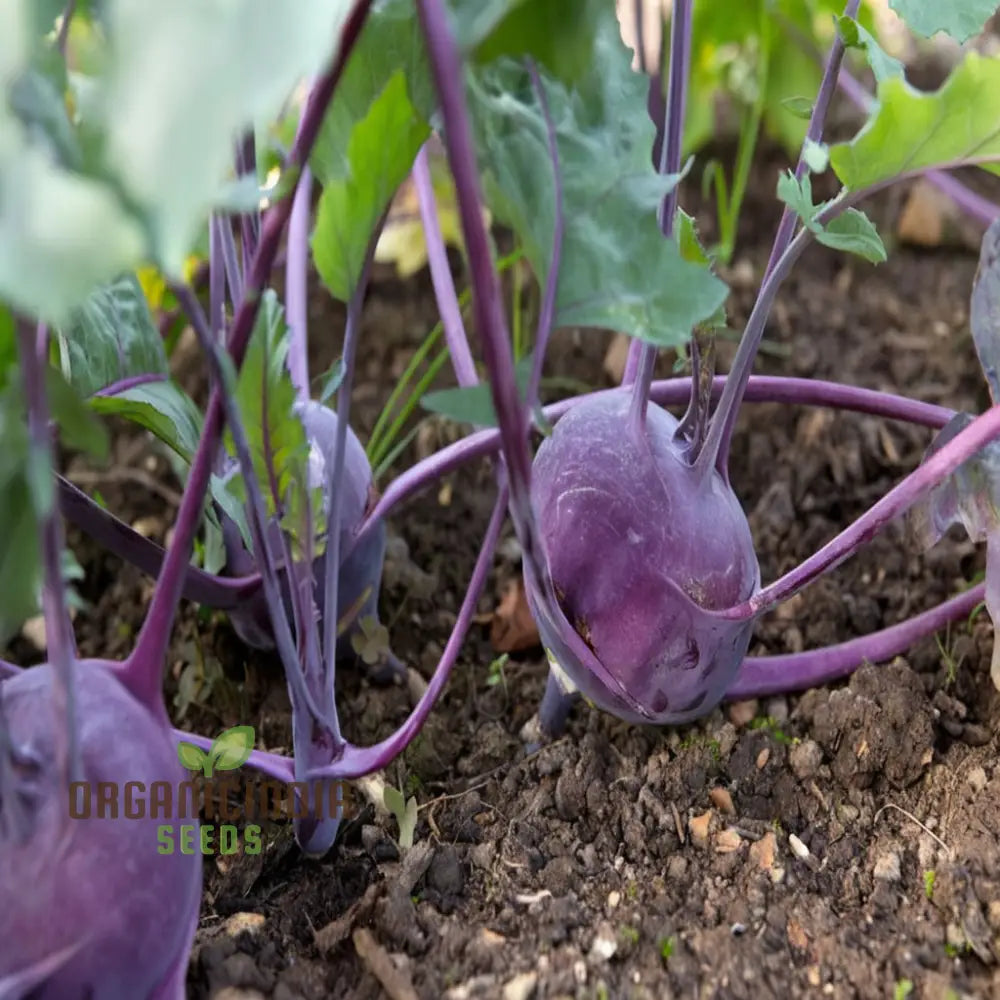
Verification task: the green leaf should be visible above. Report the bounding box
[780,96,814,120]
[888,0,998,43]
[399,795,418,849]
[675,209,713,268]
[312,71,431,302]
[816,209,887,263]
[207,725,255,773]
[176,741,208,772]
[310,0,435,185]
[227,290,317,554]
[0,383,40,645]
[382,785,418,848]
[463,0,605,85]
[468,6,728,350]
[836,15,904,85]
[101,0,353,273]
[383,784,405,815]
[776,171,814,221]
[210,471,253,551]
[830,54,1000,191]
[777,172,886,263]
[90,379,203,462]
[318,358,345,403]
[0,309,13,382]
[0,146,146,324]
[46,367,110,460]
[8,68,82,170]
[421,354,533,426]
[55,273,166,397]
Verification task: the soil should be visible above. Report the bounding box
[8,146,1000,1000]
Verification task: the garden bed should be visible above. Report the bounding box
[20,157,999,1000]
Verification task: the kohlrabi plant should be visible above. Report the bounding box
[401,0,1000,741]
[6,0,1000,993]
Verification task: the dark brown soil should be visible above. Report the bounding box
[8,150,1000,1000]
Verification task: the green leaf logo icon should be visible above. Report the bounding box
[177,741,208,773]
[205,725,255,778]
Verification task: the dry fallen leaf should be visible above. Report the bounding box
[688,810,712,847]
[490,577,541,653]
[897,179,983,251]
[602,332,631,382]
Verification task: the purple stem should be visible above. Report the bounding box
[312,484,507,780]
[56,0,76,57]
[16,318,80,783]
[722,403,1000,620]
[626,0,692,424]
[416,0,535,546]
[122,1,374,713]
[173,283,334,733]
[172,728,294,784]
[35,322,48,366]
[525,60,564,411]
[210,216,226,338]
[728,582,985,699]
[57,477,261,607]
[413,145,478,389]
[417,0,583,694]
[215,215,244,308]
[286,163,313,405]
[836,69,1000,227]
[0,660,21,679]
[698,0,860,481]
[320,218,386,721]
[235,132,261,264]
[171,484,507,785]
[355,375,951,552]
[91,372,168,398]
[178,526,983,781]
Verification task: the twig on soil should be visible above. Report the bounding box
[353,928,420,1000]
[873,802,952,859]
[417,778,494,812]
[314,882,382,953]
[67,468,184,509]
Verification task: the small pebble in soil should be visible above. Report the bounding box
[709,787,735,815]
[789,739,823,781]
[688,811,712,847]
[502,971,538,1000]
[966,766,988,792]
[589,923,618,962]
[765,697,789,723]
[362,825,400,862]
[873,851,902,882]
[216,952,274,994]
[788,834,810,860]
[729,699,758,727]
[223,912,265,937]
[428,844,465,896]
[715,827,743,854]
